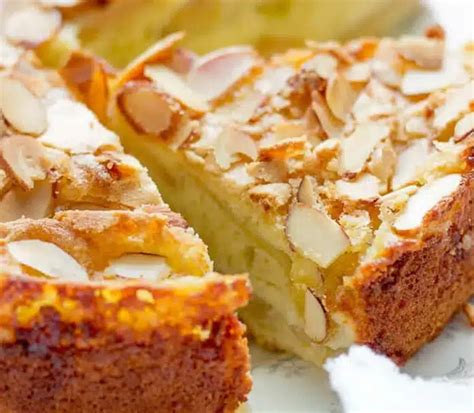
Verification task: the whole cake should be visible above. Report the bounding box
[60,28,473,364]
[0,35,251,413]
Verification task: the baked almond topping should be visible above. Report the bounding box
[104,254,172,281]
[0,181,53,222]
[6,240,88,281]
[395,36,444,70]
[297,175,320,208]
[144,64,209,113]
[248,183,291,210]
[304,288,327,342]
[286,204,349,268]
[117,83,173,136]
[393,174,462,233]
[5,6,61,48]
[0,77,48,135]
[454,113,474,140]
[392,139,431,190]
[335,173,380,201]
[214,127,258,169]
[0,135,48,190]
[187,46,257,102]
[311,92,342,139]
[325,72,358,121]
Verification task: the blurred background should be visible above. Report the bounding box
[1,0,473,67]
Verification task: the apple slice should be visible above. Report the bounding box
[286,204,349,268]
[304,288,328,343]
[104,254,171,281]
[7,239,88,281]
[393,174,462,233]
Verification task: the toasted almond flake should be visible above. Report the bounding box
[371,40,402,87]
[367,140,396,184]
[255,66,294,95]
[392,139,431,190]
[214,127,258,169]
[259,137,306,161]
[7,240,88,280]
[0,181,53,222]
[0,135,48,190]
[286,204,349,268]
[405,116,430,138]
[115,32,185,88]
[454,113,474,140]
[339,122,390,175]
[188,46,257,102]
[144,64,209,113]
[393,174,462,233]
[395,36,444,70]
[297,175,319,208]
[302,53,338,79]
[0,39,22,69]
[5,6,61,48]
[104,254,171,281]
[344,62,371,83]
[306,40,354,64]
[224,164,255,187]
[433,82,473,132]
[463,303,474,327]
[336,174,380,201]
[117,82,173,136]
[351,92,395,122]
[168,115,196,150]
[166,48,198,75]
[304,288,327,342]
[0,77,47,135]
[312,92,342,139]
[39,99,120,154]
[274,121,307,140]
[248,183,291,210]
[326,73,358,121]
[247,161,287,183]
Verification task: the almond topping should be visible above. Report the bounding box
[115,32,185,88]
[454,113,474,141]
[335,174,380,201]
[393,174,462,233]
[104,254,171,281]
[326,73,358,121]
[304,288,327,343]
[248,183,291,210]
[395,37,444,70]
[0,181,53,222]
[286,204,349,268]
[7,240,88,281]
[188,46,257,102]
[0,135,48,190]
[259,137,306,161]
[144,64,209,113]
[0,77,47,135]
[117,82,173,136]
[312,92,342,138]
[339,122,390,175]
[302,53,338,79]
[214,127,258,169]
[5,6,61,48]
[297,176,320,208]
[392,139,431,190]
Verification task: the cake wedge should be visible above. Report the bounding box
[0,35,251,413]
[69,29,474,365]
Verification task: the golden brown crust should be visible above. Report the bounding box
[340,173,474,363]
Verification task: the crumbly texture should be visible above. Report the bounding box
[0,28,251,413]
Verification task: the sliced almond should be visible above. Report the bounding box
[297,176,320,208]
[144,64,208,113]
[335,174,380,201]
[259,137,306,162]
[5,6,61,48]
[339,122,390,175]
[187,46,257,102]
[344,62,371,83]
[302,53,338,79]
[115,32,185,88]
[454,113,474,141]
[0,135,48,190]
[286,204,350,268]
[214,127,258,169]
[0,181,53,222]
[395,36,444,70]
[7,240,88,281]
[393,174,462,233]
[326,73,358,121]
[166,48,198,75]
[117,82,173,136]
[104,254,171,281]
[304,288,327,343]
[312,91,342,139]
[248,183,291,210]
[392,139,431,190]
[367,140,396,184]
[433,82,473,132]
[0,77,47,136]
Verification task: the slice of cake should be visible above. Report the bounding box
[0,36,251,412]
[14,0,419,67]
[60,29,473,365]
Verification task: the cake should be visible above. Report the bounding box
[9,0,420,67]
[0,35,251,412]
[55,26,473,365]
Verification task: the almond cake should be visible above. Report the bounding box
[54,25,474,365]
[0,34,251,412]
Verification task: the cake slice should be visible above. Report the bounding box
[0,36,251,412]
[59,28,474,365]
[14,0,419,67]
